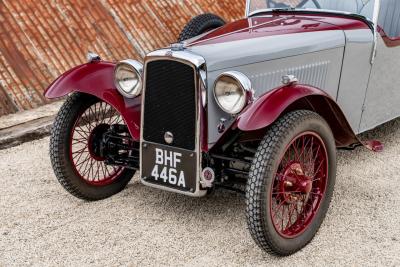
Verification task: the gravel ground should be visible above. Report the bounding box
[1,119,400,267]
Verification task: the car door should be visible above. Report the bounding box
[360,0,400,132]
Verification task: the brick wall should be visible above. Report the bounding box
[0,0,245,116]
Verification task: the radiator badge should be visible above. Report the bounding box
[170,42,185,51]
[164,131,174,144]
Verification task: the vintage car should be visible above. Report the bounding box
[44,0,400,256]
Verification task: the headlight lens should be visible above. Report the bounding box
[114,60,143,98]
[213,72,252,114]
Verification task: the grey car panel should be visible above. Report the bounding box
[360,36,400,132]
[207,47,345,146]
[379,0,400,38]
[188,30,345,72]
[336,29,374,133]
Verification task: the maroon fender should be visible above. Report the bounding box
[235,84,359,147]
[44,61,141,140]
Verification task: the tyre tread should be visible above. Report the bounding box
[50,93,88,199]
[245,110,334,256]
[178,13,225,42]
[49,93,133,201]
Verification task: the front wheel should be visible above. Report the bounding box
[246,110,337,256]
[50,93,135,201]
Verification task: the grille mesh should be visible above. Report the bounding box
[143,60,196,150]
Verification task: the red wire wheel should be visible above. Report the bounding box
[270,132,328,238]
[246,110,336,256]
[50,93,135,201]
[69,100,125,186]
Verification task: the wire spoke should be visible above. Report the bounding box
[68,101,127,185]
[76,154,91,168]
[270,132,328,237]
[72,146,88,155]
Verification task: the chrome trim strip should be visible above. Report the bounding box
[371,0,380,64]
[213,71,253,115]
[199,68,207,107]
[220,71,252,92]
[114,59,144,98]
[372,0,380,25]
[139,51,207,197]
[146,49,205,68]
[245,0,251,17]
[117,59,144,75]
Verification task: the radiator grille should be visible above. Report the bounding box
[143,60,196,150]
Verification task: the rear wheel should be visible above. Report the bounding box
[246,110,336,255]
[178,13,225,42]
[50,93,135,201]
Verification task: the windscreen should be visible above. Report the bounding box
[248,0,375,20]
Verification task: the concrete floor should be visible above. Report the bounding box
[1,119,399,266]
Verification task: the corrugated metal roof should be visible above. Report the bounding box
[0,0,245,116]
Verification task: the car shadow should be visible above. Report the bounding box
[124,181,245,216]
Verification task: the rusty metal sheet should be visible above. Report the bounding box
[0,0,245,116]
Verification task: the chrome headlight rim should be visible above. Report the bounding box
[114,59,143,98]
[213,71,252,115]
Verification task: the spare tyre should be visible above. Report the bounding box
[178,13,226,42]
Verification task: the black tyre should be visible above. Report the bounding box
[178,13,225,42]
[246,110,337,256]
[50,93,135,201]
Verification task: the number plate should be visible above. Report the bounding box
[141,142,197,192]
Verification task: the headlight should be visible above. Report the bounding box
[213,71,252,115]
[114,59,143,98]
